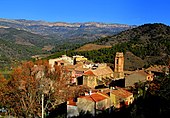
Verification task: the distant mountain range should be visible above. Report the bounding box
[0,18,135,45]
[0,18,134,70]
[0,18,134,33]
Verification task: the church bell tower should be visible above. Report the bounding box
[114,52,124,79]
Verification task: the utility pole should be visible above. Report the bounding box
[42,93,44,118]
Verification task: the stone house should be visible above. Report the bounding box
[49,55,73,68]
[146,65,169,76]
[82,65,114,88]
[67,99,79,118]
[125,70,154,87]
[64,65,77,84]
[110,87,134,108]
[73,55,88,65]
[67,91,112,117]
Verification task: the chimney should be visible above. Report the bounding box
[85,90,93,96]
[89,90,92,95]
[148,71,151,74]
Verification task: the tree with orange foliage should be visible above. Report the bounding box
[0,60,74,117]
[0,73,8,107]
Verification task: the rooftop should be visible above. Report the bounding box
[136,70,153,76]
[111,87,133,98]
[79,92,109,102]
[67,99,77,106]
[146,65,169,73]
[84,66,113,76]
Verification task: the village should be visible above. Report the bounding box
[46,52,169,117]
[0,52,169,118]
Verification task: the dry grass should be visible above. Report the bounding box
[42,45,54,51]
[75,43,112,52]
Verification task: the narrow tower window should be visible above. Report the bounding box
[116,58,119,64]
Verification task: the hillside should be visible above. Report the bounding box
[124,51,146,70]
[0,28,54,47]
[101,23,170,59]
[63,23,170,70]
[75,43,112,52]
[95,23,170,44]
[0,28,50,70]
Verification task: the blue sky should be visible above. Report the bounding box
[0,0,170,25]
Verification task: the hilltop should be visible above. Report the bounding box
[95,23,170,45]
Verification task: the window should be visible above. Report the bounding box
[148,77,150,80]
[116,58,119,64]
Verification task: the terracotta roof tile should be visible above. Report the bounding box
[75,64,90,72]
[64,65,75,70]
[84,70,95,76]
[67,99,77,106]
[93,66,113,76]
[79,92,109,102]
[137,70,149,76]
[128,70,154,77]
[146,65,168,73]
[111,87,133,98]
[84,66,113,76]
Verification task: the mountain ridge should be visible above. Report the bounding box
[0,18,134,28]
[0,18,135,36]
